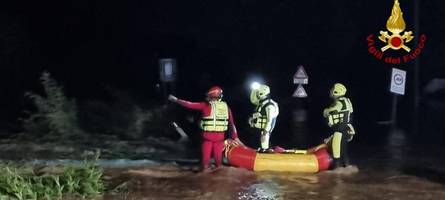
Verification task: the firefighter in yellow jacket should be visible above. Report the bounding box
[249,83,279,153]
[323,83,356,168]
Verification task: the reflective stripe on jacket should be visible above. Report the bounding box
[327,97,353,126]
[201,101,229,132]
[252,99,279,131]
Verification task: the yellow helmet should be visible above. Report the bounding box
[257,84,270,99]
[330,83,347,98]
[250,84,270,105]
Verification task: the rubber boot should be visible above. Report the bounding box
[258,148,275,153]
[265,148,275,153]
[257,148,267,153]
[343,156,351,167]
[331,158,343,169]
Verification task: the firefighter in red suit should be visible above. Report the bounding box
[168,86,243,170]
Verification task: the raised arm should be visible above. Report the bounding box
[169,94,206,110]
[176,99,206,110]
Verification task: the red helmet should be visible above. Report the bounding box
[207,86,223,98]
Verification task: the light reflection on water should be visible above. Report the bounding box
[237,180,282,200]
[105,160,445,200]
[105,129,445,200]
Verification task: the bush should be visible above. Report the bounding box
[21,72,178,141]
[126,105,153,139]
[21,71,83,140]
[78,88,178,140]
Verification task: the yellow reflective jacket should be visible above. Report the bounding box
[201,101,229,132]
[251,99,279,131]
[324,97,353,127]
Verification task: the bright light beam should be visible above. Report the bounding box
[251,82,261,90]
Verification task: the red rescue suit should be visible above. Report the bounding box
[177,99,238,168]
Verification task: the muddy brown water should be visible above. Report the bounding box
[103,146,445,200]
[2,131,445,199]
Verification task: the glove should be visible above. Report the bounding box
[323,135,333,144]
[261,130,270,136]
[347,124,355,142]
[232,138,244,146]
[323,108,329,117]
[347,124,356,135]
[168,94,178,102]
[252,112,262,119]
[347,135,354,142]
[248,117,254,127]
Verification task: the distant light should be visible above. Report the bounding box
[251,82,261,90]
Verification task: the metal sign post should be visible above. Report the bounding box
[389,67,407,128]
[290,65,309,146]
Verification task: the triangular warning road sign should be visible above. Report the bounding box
[293,65,308,84]
[295,66,308,79]
[293,84,307,98]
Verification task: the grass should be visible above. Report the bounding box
[0,152,104,200]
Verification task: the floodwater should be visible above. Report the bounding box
[2,128,445,199]
[103,129,445,200]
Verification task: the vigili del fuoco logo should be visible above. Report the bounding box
[367,0,426,65]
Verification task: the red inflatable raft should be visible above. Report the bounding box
[225,143,332,173]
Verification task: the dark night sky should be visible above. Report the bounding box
[0,0,444,137]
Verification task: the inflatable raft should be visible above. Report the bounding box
[225,143,332,173]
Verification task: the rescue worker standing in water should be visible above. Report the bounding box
[168,86,242,171]
[249,83,279,153]
[323,83,356,169]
